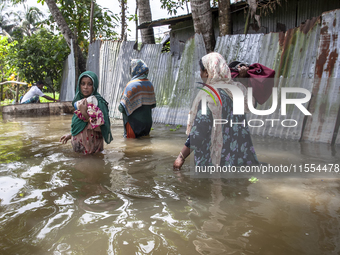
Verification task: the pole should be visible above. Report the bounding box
[0,85,3,103]
[244,8,250,35]
[73,30,79,92]
[15,73,20,103]
[135,0,138,49]
[90,0,94,43]
[15,85,20,104]
[0,68,3,103]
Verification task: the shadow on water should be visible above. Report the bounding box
[0,114,340,254]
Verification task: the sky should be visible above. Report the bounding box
[18,0,190,41]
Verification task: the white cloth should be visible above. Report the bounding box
[74,95,98,110]
[21,86,45,103]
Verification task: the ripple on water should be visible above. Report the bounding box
[0,176,26,205]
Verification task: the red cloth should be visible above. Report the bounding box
[231,63,275,105]
[125,122,136,138]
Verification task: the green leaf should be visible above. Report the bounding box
[248,177,259,183]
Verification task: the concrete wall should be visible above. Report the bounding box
[2,102,73,116]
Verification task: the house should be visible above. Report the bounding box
[138,0,340,56]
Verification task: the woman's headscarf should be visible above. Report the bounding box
[201,52,231,85]
[71,71,113,144]
[186,53,252,165]
[130,59,149,80]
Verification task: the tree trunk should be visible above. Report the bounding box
[90,0,94,43]
[134,0,138,49]
[218,0,231,36]
[120,0,127,41]
[15,74,20,104]
[137,0,155,45]
[45,0,86,73]
[0,66,3,102]
[190,0,215,53]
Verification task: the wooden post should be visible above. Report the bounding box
[0,68,3,102]
[90,0,94,43]
[16,84,20,103]
[244,9,251,35]
[73,29,79,92]
[0,85,3,103]
[134,1,138,49]
[121,0,126,41]
[15,74,20,103]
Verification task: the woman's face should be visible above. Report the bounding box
[200,68,209,83]
[80,77,93,97]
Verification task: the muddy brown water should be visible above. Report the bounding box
[0,114,340,254]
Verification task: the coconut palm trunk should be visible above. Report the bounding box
[190,0,215,52]
[218,0,232,36]
[137,0,155,45]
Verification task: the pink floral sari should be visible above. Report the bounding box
[72,104,105,154]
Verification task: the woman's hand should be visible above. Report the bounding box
[78,99,90,122]
[60,134,72,144]
[78,99,88,115]
[173,146,190,170]
[173,154,185,170]
[237,66,250,78]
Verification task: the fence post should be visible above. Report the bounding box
[0,84,3,103]
[15,74,20,103]
[15,84,20,103]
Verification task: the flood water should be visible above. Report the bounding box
[0,114,340,255]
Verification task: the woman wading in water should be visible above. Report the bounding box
[60,71,113,154]
[173,52,259,170]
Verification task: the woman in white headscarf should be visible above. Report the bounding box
[173,52,259,170]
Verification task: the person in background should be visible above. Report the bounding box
[173,52,259,170]
[228,60,276,106]
[118,59,156,138]
[59,71,113,154]
[20,81,59,103]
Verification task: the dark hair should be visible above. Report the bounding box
[228,61,241,69]
[199,58,206,72]
[36,81,44,86]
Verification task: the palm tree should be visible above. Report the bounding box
[190,0,214,52]
[137,0,155,44]
[12,5,45,36]
[0,2,15,39]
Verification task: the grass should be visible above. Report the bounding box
[0,92,60,106]
[40,93,59,103]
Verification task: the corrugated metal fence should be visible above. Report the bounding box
[86,34,207,126]
[60,40,75,101]
[62,9,340,144]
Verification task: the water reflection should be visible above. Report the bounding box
[0,114,339,254]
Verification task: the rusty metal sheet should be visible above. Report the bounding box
[254,17,321,141]
[302,9,340,144]
[215,16,321,141]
